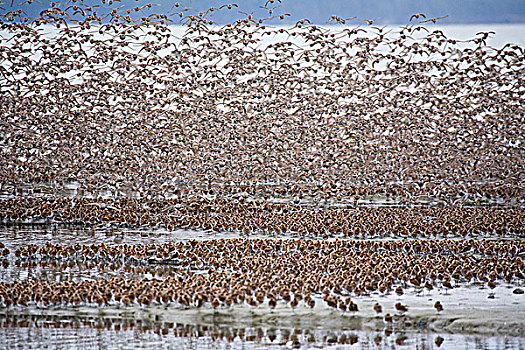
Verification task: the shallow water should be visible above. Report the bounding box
[0,226,256,283]
[1,310,524,349]
[1,225,524,349]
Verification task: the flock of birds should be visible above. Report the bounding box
[1,196,525,237]
[0,0,524,345]
[1,0,524,207]
[3,238,524,314]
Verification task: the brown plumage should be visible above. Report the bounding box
[434,301,443,312]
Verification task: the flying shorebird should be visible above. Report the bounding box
[410,13,425,21]
[420,15,448,23]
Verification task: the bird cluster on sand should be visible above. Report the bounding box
[2,238,524,312]
[1,0,524,207]
[2,197,524,237]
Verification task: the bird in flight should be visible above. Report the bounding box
[410,13,425,21]
[420,15,449,23]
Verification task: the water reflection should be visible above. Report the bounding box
[2,258,185,283]
[0,226,221,251]
[0,226,193,283]
[0,226,280,283]
[0,314,524,349]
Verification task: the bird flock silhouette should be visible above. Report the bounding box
[0,0,524,346]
